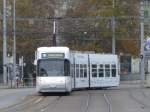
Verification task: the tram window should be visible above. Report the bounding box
[111,64,116,69]
[84,70,87,77]
[105,64,110,77]
[71,64,74,77]
[84,64,87,68]
[83,65,87,77]
[80,69,84,77]
[76,64,79,77]
[99,64,103,68]
[76,64,79,68]
[105,64,110,68]
[105,69,110,77]
[112,69,116,77]
[92,69,97,77]
[98,69,104,77]
[111,64,116,77]
[92,64,97,68]
[76,68,79,78]
[80,64,84,68]
[92,72,97,77]
[38,59,64,76]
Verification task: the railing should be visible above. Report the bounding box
[0,78,36,88]
[17,78,36,88]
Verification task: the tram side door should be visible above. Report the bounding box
[74,54,89,88]
[89,54,105,87]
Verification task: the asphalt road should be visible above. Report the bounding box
[0,88,35,109]
[0,83,150,112]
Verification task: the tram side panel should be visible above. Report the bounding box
[89,54,120,87]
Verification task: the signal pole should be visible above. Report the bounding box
[3,0,7,84]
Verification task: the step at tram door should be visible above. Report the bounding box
[74,54,89,88]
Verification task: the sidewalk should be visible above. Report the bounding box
[119,80,148,89]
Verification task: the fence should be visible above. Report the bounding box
[0,78,36,89]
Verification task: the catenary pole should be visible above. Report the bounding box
[3,0,7,84]
[112,0,116,54]
[13,0,16,84]
[140,0,145,87]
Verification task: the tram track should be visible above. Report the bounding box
[0,95,46,112]
[140,88,150,100]
[43,91,91,112]
[104,94,112,112]
[38,96,62,112]
[82,91,91,112]
[4,88,150,112]
[128,89,150,110]
[1,95,62,112]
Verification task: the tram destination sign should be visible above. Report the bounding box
[42,53,64,59]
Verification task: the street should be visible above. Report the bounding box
[0,88,35,109]
[0,82,150,112]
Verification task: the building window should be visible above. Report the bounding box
[144,10,149,18]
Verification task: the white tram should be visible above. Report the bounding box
[35,47,120,93]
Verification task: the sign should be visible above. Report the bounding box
[145,37,150,51]
[41,53,64,59]
[145,51,150,58]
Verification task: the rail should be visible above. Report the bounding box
[104,94,112,112]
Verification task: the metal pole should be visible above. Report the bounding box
[140,0,145,87]
[53,19,56,46]
[3,0,7,84]
[13,0,16,84]
[112,0,116,54]
[21,56,24,79]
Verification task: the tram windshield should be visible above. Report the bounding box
[37,59,70,76]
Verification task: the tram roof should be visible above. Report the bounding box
[37,46,69,53]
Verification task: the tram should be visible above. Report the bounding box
[35,47,120,93]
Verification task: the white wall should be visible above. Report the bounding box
[131,58,140,73]
[148,60,150,73]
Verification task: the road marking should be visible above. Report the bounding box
[34,97,43,104]
[41,108,46,112]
